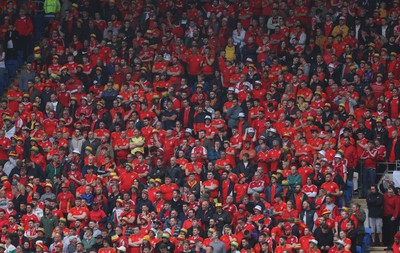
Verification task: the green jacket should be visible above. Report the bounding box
[46,162,62,180]
[352,210,366,234]
[287,173,302,189]
[39,214,58,238]
[82,237,97,249]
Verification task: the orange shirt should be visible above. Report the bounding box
[21,213,39,229]
[0,138,10,160]
[234,183,248,203]
[128,234,142,253]
[268,148,283,172]
[159,183,179,200]
[57,191,75,213]
[225,147,236,167]
[272,202,287,221]
[203,179,219,198]
[68,206,87,227]
[298,166,313,185]
[201,55,215,75]
[98,248,116,253]
[7,90,23,112]
[119,171,139,194]
[299,235,315,251]
[187,53,203,75]
[321,181,339,195]
[275,245,292,253]
[257,150,269,172]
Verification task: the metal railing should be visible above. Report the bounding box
[376,161,400,171]
[375,161,399,194]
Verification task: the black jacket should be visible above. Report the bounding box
[288,192,307,210]
[299,209,317,231]
[388,97,400,120]
[185,181,200,199]
[155,240,175,253]
[170,198,185,213]
[135,197,154,213]
[196,208,214,225]
[219,179,234,199]
[372,126,388,145]
[148,166,166,181]
[366,192,384,218]
[309,171,325,188]
[4,29,19,60]
[234,162,256,182]
[333,173,346,191]
[212,210,232,232]
[179,107,195,129]
[386,137,400,160]
[355,126,373,140]
[107,192,123,213]
[11,234,29,247]
[166,165,183,186]
[314,227,334,253]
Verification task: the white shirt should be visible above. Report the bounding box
[51,101,59,111]
[3,126,15,139]
[0,52,5,69]
[232,28,246,48]
[382,25,388,37]
[5,244,16,253]
[33,206,44,220]
[3,158,16,176]
[355,24,361,39]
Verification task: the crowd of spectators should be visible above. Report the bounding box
[0,0,400,253]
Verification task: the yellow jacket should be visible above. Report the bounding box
[331,25,349,38]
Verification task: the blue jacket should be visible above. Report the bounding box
[265,184,282,203]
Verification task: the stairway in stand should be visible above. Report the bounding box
[351,198,387,253]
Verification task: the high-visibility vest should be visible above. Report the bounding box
[43,0,60,14]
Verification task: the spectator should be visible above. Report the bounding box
[383,187,400,246]
[0,1,400,253]
[360,141,378,198]
[366,185,384,246]
[393,232,400,253]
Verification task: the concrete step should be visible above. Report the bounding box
[370,246,386,251]
[369,246,386,252]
